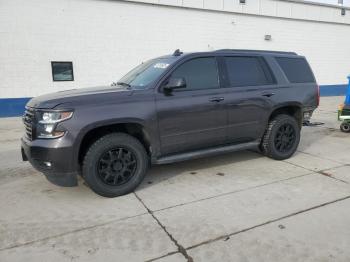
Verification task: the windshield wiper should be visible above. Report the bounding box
[116,81,131,88]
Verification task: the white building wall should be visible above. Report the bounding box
[0,0,350,99]
[134,0,350,24]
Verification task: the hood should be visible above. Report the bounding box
[27,86,133,109]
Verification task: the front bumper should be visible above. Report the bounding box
[21,137,78,187]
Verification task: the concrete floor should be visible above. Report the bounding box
[0,96,349,262]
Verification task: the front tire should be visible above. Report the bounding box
[82,133,148,197]
[261,114,300,160]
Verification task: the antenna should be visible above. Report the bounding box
[173,49,183,56]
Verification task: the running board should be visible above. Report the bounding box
[154,141,260,165]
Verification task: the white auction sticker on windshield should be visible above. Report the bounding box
[153,63,169,69]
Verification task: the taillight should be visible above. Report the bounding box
[316,84,320,107]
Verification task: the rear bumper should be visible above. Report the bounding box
[21,137,78,187]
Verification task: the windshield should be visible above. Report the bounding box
[118,58,176,89]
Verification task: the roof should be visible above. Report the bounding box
[158,49,299,60]
[214,49,297,55]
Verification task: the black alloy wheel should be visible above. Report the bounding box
[97,147,137,186]
[261,114,300,160]
[83,133,148,197]
[274,123,296,153]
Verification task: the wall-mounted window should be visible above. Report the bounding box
[51,61,74,81]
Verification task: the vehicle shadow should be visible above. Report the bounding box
[299,125,347,152]
[137,150,263,190]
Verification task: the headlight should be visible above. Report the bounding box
[39,111,73,124]
[37,111,73,138]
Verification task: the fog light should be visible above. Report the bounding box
[43,161,52,167]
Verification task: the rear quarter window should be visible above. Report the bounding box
[276,57,315,83]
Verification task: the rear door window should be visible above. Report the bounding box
[224,56,275,87]
[276,57,315,83]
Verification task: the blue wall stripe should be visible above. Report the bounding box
[0,84,348,117]
[0,98,31,118]
[319,84,348,97]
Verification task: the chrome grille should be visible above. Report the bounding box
[23,107,35,140]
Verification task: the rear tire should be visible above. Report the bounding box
[261,114,300,160]
[340,122,350,133]
[82,133,148,197]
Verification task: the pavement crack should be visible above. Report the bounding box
[318,170,349,184]
[296,150,346,165]
[151,172,314,213]
[0,212,148,252]
[134,192,194,262]
[186,195,350,251]
[283,158,346,175]
[145,251,180,262]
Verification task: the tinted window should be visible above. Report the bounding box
[225,57,274,87]
[171,57,219,90]
[276,57,315,83]
[51,62,74,81]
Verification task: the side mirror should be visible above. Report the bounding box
[163,77,186,93]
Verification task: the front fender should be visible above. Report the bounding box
[71,117,160,170]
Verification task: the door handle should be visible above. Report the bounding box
[209,97,224,102]
[261,92,275,97]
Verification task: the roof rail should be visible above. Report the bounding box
[173,49,183,56]
[214,49,297,55]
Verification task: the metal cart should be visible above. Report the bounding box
[338,76,350,133]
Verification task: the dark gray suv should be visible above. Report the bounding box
[21,49,319,197]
